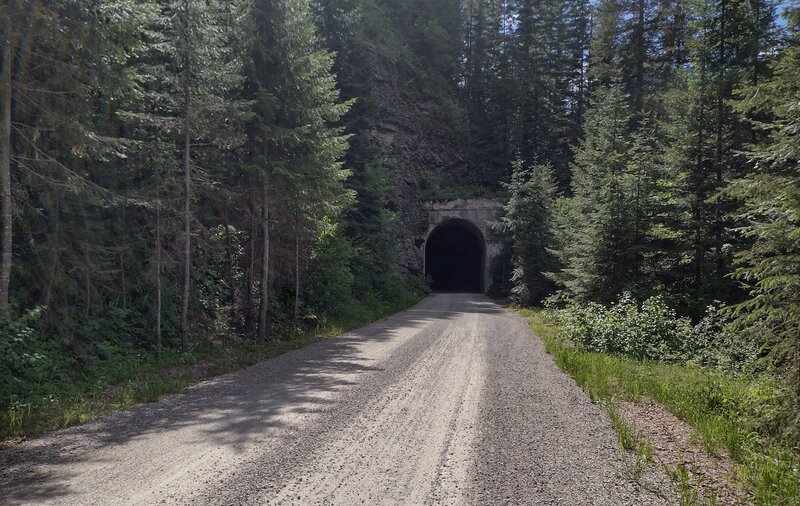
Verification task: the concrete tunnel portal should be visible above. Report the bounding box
[424,219,486,293]
[421,198,503,294]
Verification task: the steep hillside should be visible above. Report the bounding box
[317,0,468,276]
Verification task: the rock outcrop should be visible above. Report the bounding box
[360,47,468,277]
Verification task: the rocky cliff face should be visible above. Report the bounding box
[360,46,467,277]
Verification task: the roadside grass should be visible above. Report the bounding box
[1,298,422,443]
[608,406,654,478]
[519,307,800,506]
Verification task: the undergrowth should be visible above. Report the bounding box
[520,307,800,506]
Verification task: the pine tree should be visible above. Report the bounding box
[462,0,515,185]
[247,0,352,340]
[492,159,559,305]
[728,14,800,394]
[103,0,244,350]
[550,78,642,302]
[1,0,150,332]
[588,0,624,87]
[653,0,777,313]
[512,0,584,180]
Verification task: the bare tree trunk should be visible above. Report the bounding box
[44,201,58,307]
[577,17,586,127]
[223,207,238,327]
[179,0,191,352]
[796,338,800,400]
[634,0,645,111]
[693,98,706,289]
[154,141,162,354]
[750,2,760,146]
[293,212,300,321]
[0,1,13,313]
[180,123,191,352]
[120,204,127,308]
[85,274,91,315]
[257,174,270,341]
[714,0,726,274]
[245,198,255,333]
[156,210,162,352]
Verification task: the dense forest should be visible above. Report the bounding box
[1,0,798,458]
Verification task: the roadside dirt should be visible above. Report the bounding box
[0,294,672,505]
[619,401,751,505]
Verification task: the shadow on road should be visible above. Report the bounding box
[0,294,495,504]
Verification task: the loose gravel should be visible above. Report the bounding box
[0,294,672,505]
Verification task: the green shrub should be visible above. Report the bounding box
[557,292,757,370]
[0,307,70,405]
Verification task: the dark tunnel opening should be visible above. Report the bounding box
[425,220,485,293]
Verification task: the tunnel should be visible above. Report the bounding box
[424,219,485,293]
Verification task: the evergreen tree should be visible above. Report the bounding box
[513,0,563,166]
[462,0,514,185]
[550,79,646,302]
[588,0,625,87]
[247,0,352,340]
[728,14,800,394]
[134,0,248,350]
[653,0,777,313]
[1,0,150,335]
[462,0,590,187]
[492,159,558,305]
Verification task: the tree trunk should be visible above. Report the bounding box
[179,0,191,352]
[180,123,191,352]
[714,0,726,274]
[224,207,238,327]
[85,274,91,315]
[293,213,300,321]
[120,205,127,308]
[257,173,270,341]
[154,141,162,354]
[750,2,760,146]
[634,0,645,111]
[0,1,13,313]
[156,208,162,353]
[44,200,58,307]
[245,198,255,333]
[693,99,706,289]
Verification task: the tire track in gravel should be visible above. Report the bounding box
[203,298,486,505]
[257,310,484,505]
[467,301,673,505]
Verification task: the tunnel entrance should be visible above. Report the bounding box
[425,219,485,293]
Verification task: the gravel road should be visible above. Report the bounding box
[0,294,671,505]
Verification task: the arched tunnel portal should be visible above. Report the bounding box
[424,218,486,293]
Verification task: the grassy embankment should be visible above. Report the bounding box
[519,308,800,506]
[1,296,423,443]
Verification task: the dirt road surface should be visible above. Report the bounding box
[0,294,671,505]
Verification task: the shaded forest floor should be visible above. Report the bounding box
[1,298,423,444]
[521,308,800,505]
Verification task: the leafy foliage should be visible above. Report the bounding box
[554,292,757,369]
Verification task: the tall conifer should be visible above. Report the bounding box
[247,0,351,340]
